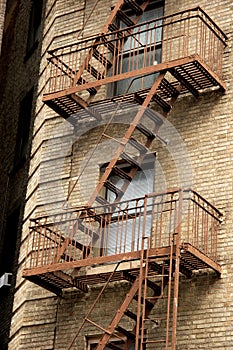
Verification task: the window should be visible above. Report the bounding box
[14,88,34,167]
[114,0,164,95]
[0,206,21,276]
[26,0,43,55]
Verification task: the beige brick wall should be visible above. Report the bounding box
[7,0,233,349]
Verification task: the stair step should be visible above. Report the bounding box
[76,219,99,241]
[102,37,119,54]
[136,123,155,139]
[117,9,135,26]
[145,279,161,295]
[77,77,97,95]
[152,93,171,112]
[122,270,137,283]
[133,294,154,310]
[120,152,140,168]
[108,23,124,38]
[95,195,110,206]
[104,180,124,197]
[124,309,137,321]
[161,78,181,98]
[106,343,122,350]
[143,108,163,127]
[115,326,135,339]
[128,137,148,154]
[124,0,143,15]
[93,48,112,69]
[112,166,132,181]
[88,106,103,121]
[87,63,105,80]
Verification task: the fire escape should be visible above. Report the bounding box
[23,2,227,349]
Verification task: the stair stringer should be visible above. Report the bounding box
[72,0,151,105]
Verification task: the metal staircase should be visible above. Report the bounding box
[65,237,176,350]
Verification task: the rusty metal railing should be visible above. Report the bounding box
[44,7,227,95]
[25,189,222,270]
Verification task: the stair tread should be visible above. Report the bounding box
[120,152,140,168]
[112,166,133,181]
[124,0,143,15]
[161,78,181,97]
[88,106,103,120]
[108,23,124,38]
[143,108,164,127]
[136,123,155,139]
[133,294,154,310]
[128,137,148,154]
[115,326,135,339]
[106,343,122,350]
[124,309,137,321]
[87,63,105,80]
[102,36,120,54]
[152,93,171,112]
[93,48,112,68]
[117,9,135,26]
[104,180,124,197]
[77,77,97,95]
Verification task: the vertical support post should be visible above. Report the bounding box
[135,195,148,350]
[171,189,183,350]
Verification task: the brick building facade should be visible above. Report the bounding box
[0,0,232,349]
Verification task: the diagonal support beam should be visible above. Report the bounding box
[87,72,166,207]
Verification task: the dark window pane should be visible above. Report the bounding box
[14,88,34,167]
[26,0,43,53]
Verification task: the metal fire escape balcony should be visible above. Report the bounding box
[22,5,226,348]
[42,7,227,124]
[23,189,222,295]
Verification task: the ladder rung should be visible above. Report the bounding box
[115,326,135,339]
[93,48,112,69]
[143,108,164,127]
[87,64,105,80]
[128,137,148,154]
[124,309,137,321]
[124,0,143,15]
[104,180,124,197]
[117,9,135,26]
[136,123,155,139]
[112,166,132,181]
[120,152,140,168]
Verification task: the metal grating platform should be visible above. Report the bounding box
[43,57,226,127]
[23,243,221,295]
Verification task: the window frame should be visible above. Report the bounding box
[112,0,164,96]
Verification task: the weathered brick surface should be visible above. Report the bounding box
[0,0,232,349]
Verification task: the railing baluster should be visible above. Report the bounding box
[27,189,221,270]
